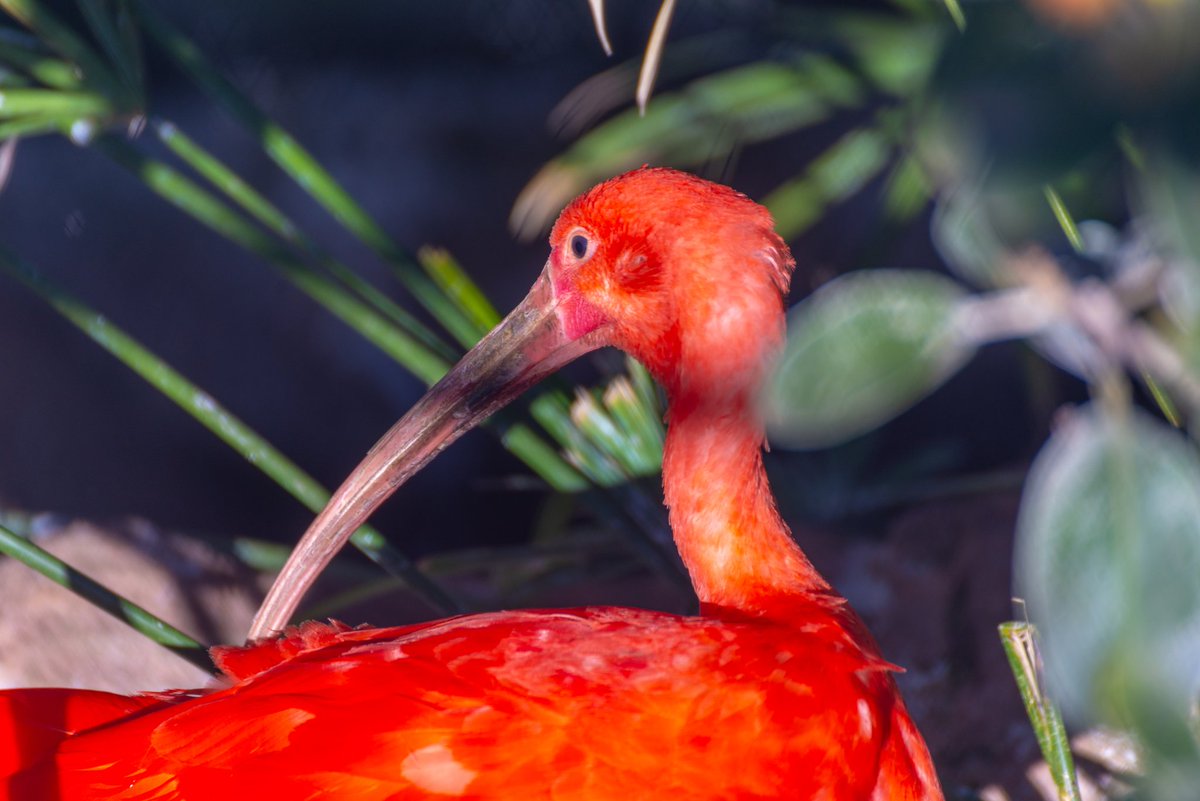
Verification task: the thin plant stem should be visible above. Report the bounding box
[1000,621,1083,801]
[1044,185,1084,254]
[0,521,213,670]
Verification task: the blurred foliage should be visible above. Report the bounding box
[6,0,1200,796]
[552,0,1200,797]
[764,269,971,447]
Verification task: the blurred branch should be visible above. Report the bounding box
[586,0,612,56]
[636,0,675,115]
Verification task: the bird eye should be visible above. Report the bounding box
[569,233,590,260]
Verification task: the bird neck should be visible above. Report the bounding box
[661,393,832,617]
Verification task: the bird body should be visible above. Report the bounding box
[0,169,943,800]
[2,606,930,800]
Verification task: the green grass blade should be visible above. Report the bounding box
[1043,184,1084,254]
[131,0,479,348]
[97,133,591,496]
[602,377,664,474]
[0,87,110,117]
[0,246,463,617]
[152,118,298,244]
[94,134,453,386]
[999,621,1083,801]
[151,118,456,362]
[627,357,661,415]
[0,0,131,105]
[1142,369,1183,427]
[499,421,590,492]
[942,0,966,31]
[533,392,627,486]
[96,134,595,503]
[0,38,80,88]
[418,246,502,335]
[75,0,141,96]
[0,521,212,669]
[0,112,62,139]
[527,389,683,587]
[572,390,642,476]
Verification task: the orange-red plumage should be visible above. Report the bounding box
[0,168,943,801]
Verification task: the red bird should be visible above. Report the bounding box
[0,169,943,801]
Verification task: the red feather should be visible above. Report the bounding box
[3,606,935,800]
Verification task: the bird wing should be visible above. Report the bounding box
[2,608,921,801]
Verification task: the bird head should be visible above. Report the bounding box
[546,167,794,401]
[249,167,795,638]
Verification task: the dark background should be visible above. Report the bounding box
[0,0,1040,556]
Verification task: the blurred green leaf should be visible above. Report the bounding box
[1139,156,1200,332]
[765,269,972,448]
[601,372,665,475]
[1016,404,1200,797]
[536,391,627,487]
[881,151,933,223]
[931,184,1010,288]
[829,13,944,96]
[764,126,892,240]
[567,375,664,483]
[534,358,665,488]
[512,55,867,238]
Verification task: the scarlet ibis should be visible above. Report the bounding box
[0,168,943,801]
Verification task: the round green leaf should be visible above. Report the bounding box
[1016,405,1200,745]
[764,269,972,448]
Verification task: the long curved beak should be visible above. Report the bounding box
[249,267,601,640]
